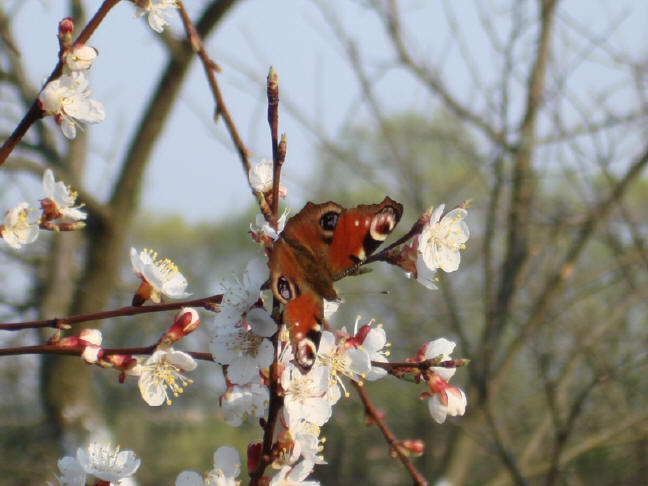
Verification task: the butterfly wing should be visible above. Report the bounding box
[269,197,403,371]
[283,291,323,370]
[328,197,403,278]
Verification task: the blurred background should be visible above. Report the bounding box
[1,0,648,484]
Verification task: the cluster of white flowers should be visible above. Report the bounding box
[0,169,86,250]
[205,260,275,425]
[38,29,103,141]
[51,442,140,485]
[36,1,178,141]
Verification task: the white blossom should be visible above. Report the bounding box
[210,259,267,330]
[428,385,467,424]
[249,159,273,192]
[1,202,39,249]
[250,208,289,243]
[316,331,370,405]
[282,363,332,427]
[39,71,104,139]
[423,338,457,381]
[64,44,98,71]
[418,204,469,273]
[54,456,86,486]
[76,442,140,482]
[269,460,320,486]
[352,318,390,381]
[176,446,240,486]
[323,299,340,321]
[414,253,438,289]
[221,383,269,427]
[136,348,197,406]
[79,328,103,364]
[283,419,327,466]
[422,338,468,423]
[135,0,178,33]
[176,471,205,486]
[130,247,190,303]
[209,308,276,385]
[42,169,87,221]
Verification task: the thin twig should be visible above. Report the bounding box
[0,294,223,331]
[249,303,283,486]
[354,382,428,486]
[175,1,273,223]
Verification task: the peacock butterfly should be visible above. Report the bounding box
[269,197,403,370]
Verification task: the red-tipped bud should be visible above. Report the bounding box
[395,439,424,457]
[174,307,200,335]
[59,17,74,36]
[159,307,201,346]
[247,441,263,473]
[58,18,74,47]
[56,328,102,348]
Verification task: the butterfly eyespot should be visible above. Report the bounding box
[277,276,292,301]
[370,206,399,241]
[320,211,339,231]
[296,338,318,371]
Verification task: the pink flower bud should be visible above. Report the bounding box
[159,307,201,346]
[58,17,74,36]
[58,18,74,47]
[395,439,425,457]
[175,307,200,335]
[79,328,102,346]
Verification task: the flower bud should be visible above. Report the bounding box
[64,43,98,71]
[58,17,74,47]
[395,439,424,457]
[160,307,200,346]
[78,328,102,345]
[82,345,103,364]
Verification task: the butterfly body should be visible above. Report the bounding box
[269,197,403,370]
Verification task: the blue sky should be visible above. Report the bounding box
[6,1,648,223]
